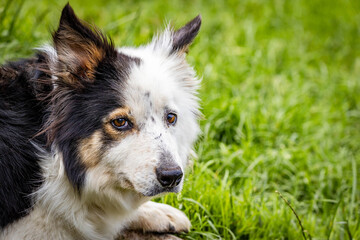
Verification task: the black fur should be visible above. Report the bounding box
[0,57,48,228]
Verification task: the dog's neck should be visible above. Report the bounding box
[34,149,147,239]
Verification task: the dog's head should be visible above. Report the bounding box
[43,4,201,200]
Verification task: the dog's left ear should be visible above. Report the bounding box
[53,4,115,87]
[171,15,201,54]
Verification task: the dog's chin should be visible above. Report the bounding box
[142,185,182,197]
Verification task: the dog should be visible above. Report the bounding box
[0,4,201,239]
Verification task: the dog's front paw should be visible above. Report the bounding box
[126,201,191,233]
[117,231,183,240]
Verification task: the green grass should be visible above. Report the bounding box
[1,0,360,239]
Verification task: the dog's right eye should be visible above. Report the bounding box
[111,118,131,130]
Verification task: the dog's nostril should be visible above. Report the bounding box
[156,167,183,188]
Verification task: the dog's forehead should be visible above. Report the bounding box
[118,49,183,117]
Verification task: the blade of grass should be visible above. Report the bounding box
[326,198,341,240]
[276,190,310,240]
[7,0,25,37]
[0,0,12,29]
[350,156,357,221]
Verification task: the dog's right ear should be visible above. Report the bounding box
[53,4,115,88]
[171,15,201,54]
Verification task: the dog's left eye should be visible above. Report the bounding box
[166,113,177,125]
[111,118,131,130]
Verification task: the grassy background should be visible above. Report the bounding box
[1,0,359,239]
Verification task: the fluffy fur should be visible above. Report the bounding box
[0,4,201,240]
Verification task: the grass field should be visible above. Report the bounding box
[1,0,360,239]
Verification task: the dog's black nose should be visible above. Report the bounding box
[156,166,183,188]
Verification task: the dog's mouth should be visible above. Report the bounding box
[114,177,183,197]
[142,184,182,197]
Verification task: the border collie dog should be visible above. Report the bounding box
[0,4,201,239]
